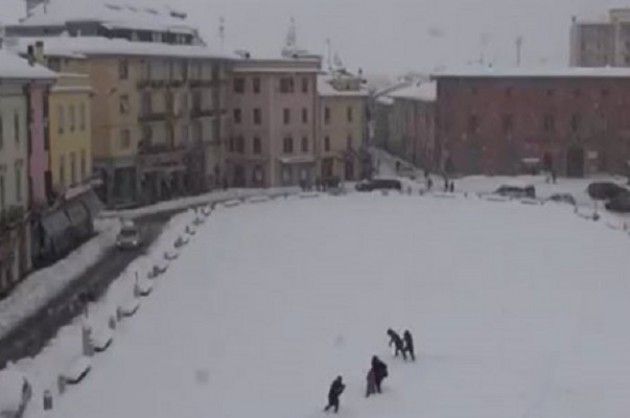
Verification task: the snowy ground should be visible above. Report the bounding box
[16,191,630,418]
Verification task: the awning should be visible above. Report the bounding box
[279,156,316,165]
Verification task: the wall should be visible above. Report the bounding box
[28,83,49,207]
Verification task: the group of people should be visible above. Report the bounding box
[323,328,416,414]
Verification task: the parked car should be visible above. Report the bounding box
[547,193,576,206]
[587,182,629,201]
[605,193,630,213]
[116,220,142,250]
[0,370,32,418]
[355,178,402,192]
[494,184,536,199]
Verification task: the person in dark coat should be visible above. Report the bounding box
[387,328,406,360]
[365,368,377,397]
[324,376,345,413]
[449,181,455,193]
[371,356,388,393]
[403,330,415,361]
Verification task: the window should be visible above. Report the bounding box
[346,134,353,149]
[14,112,20,144]
[233,108,242,124]
[79,103,86,131]
[347,107,354,123]
[120,129,131,149]
[0,116,3,149]
[283,136,293,153]
[324,107,331,124]
[117,95,129,115]
[301,136,308,152]
[543,114,555,132]
[59,155,65,189]
[280,77,294,93]
[253,108,262,125]
[253,77,261,94]
[502,114,514,134]
[324,136,330,152]
[119,59,129,80]
[192,91,201,112]
[70,152,76,185]
[69,105,76,132]
[15,163,22,202]
[283,108,291,124]
[80,149,86,180]
[302,108,308,124]
[253,137,262,154]
[141,126,153,148]
[468,114,479,134]
[235,136,245,154]
[570,113,581,132]
[233,77,245,93]
[301,77,309,93]
[0,174,4,211]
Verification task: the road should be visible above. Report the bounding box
[0,209,178,368]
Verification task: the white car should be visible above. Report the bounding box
[116,220,142,250]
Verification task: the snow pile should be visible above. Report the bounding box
[0,219,120,340]
[24,193,630,418]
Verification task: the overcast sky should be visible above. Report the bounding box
[1,0,629,75]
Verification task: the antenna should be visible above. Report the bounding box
[219,17,225,49]
[326,38,332,72]
[516,36,523,67]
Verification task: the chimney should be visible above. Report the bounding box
[34,40,45,64]
[27,44,35,66]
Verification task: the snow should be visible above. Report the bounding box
[317,76,369,97]
[15,191,630,418]
[0,49,57,80]
[432,65,630,79]
[388,81,436,102]
[61,357,91,383]
[0,218,120,341]
[0,369,27,413]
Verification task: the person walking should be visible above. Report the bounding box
[449,181,455,193]
[365,368,377,397]
[371,356,388,393]
[324,376,345,413]
[387,328,406,360]
[403,330,415,361]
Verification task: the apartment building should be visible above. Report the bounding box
[0,49,55,296]
[570,9,630,67]
[227,54,321,187]
[318,70,370,181]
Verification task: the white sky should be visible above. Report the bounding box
[1,0,629,75]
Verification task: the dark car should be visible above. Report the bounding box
[494,184,536,199]
[605,192,630,213]
[355,179,402,192]
[587,182,629,201]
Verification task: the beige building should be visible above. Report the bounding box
[570,9,630,67]
[317,70,370,181]
[227,54,321,187]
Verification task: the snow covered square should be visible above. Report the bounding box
[29,192,630,417]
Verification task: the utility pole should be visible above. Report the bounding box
[516,36,523,67]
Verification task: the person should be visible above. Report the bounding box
[444,177,449,192]
[324,376,345,413]
[551,169,557,184]
[365,368,377,397]
[449,181,455,193]
[371,356,388,393]
[427,177,433,191]
[387,328,406,359]
[403,330,415,361]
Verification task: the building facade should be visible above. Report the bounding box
[318,71,370,181]
[433,69,630,177]
[570,9,630,67]
[226,56,321,188]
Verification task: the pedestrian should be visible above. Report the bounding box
[449,181,455,193]
[387,328,406,360]
[427,177,433,191]
[324,376,345,413]
[403,330,415,361]
[551,169,557,184]
[371,356,388,393]
[444,177,449,192]
[365,368,377,397]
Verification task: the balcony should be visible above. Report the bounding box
[138,111,167,122]
[189,79,217,88]
[190,108,215,119]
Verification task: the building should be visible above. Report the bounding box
[570,9,630,67]
[318,70,370,181]
[226,53,321,187]
[432,67,630,177]
[0,49,55,296]
[8,1,233,208]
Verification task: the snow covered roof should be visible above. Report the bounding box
[0,49,57,80]
[20,0,197,36]
[317,75,369,97]
[10,36,235,60]
[388,81,436,102]
[432,66,630,79]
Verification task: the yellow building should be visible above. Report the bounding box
[48,70,92,196]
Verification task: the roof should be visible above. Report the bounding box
[19,0,197,36]
[431,66,630,79]
[0,49,57,80]
[317,75,369,97]
[388,81,436,102]
[9,36,235,60]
